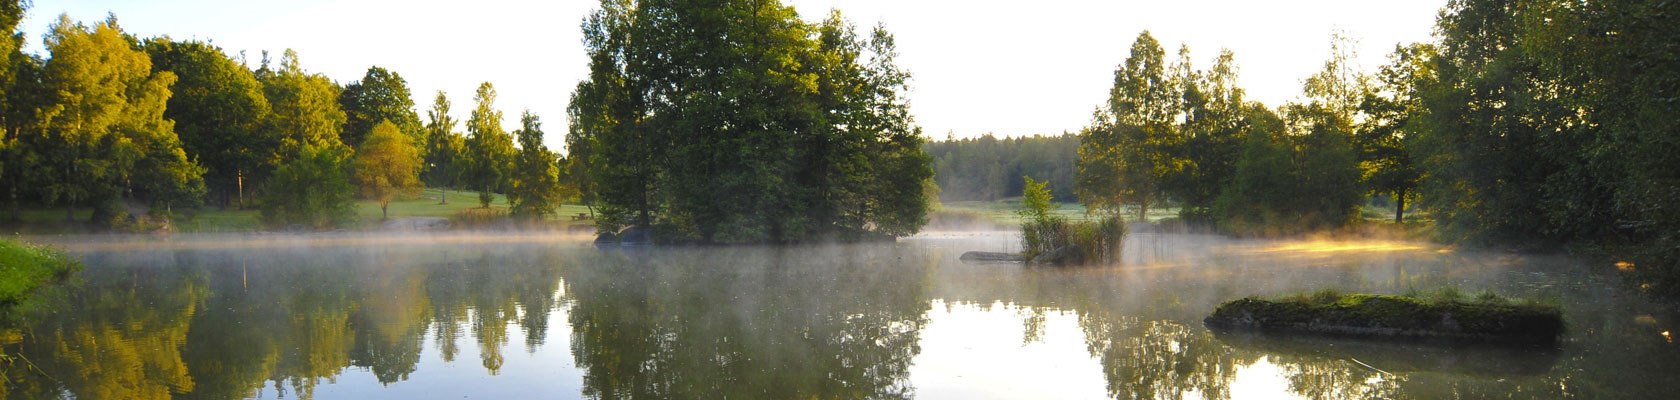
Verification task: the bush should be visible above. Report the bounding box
[260,145,358,230]
[1019,177,1125,264]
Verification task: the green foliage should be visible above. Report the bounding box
[339,66,422,148]
[507,111,564,221]
[925,133,1077,202]
[1356,44,1432,224]
[31,15,204,224]
[422,91,464,197]
[1019,177,1125,264]
[571,2,932,243]
[258,49,346,156]
[0,237,81,307]
[1078,31,1173,220]
[144,38,274,207]
[260,144,355,229]
[352,120,423,220]
[462,82,513,209]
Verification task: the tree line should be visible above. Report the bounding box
[925,133,1078,203]
[0,4,570,229]
[1075,0,1679,290]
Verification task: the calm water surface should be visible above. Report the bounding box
[3,231,1678,399]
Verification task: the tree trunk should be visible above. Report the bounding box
[381,202,389,221]
[438,187,448,205]
[1136,197,1150,223]
[1394,188,1406,224]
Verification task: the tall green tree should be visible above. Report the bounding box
[353,120,422,220]
[34,15,204,224]
[339,66,421,148]
[422,90,464,204]
[570,1,931,243]
[463,82,513,208]
[1078,31,1175,221]
[0,0,37,221]
[144,38,275,207]
[1357,43,1433,223]
[259,49,345,157]
[507,111,563,221]
[1161,48,1248,221]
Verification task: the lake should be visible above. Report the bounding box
[3,231,1678,399]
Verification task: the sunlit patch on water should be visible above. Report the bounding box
[1257,241,1429,254]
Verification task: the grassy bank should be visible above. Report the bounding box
[0,238,81,308]
[1205,289,1564,344]
[0,188,599,234]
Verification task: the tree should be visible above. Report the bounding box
[145,38,275,207]
[261,144,354,229]
[0,0,39,221]
[422,90,464,204]
[259,49,345,157]
[1078,31,1175,221]
[1212,105,1292,234]
[1163,49,1248,221]
[339,66,421,148]
[507,111,563,221]
[1357,43,1432,223]
[462,82,512,208]
[353,120,422,220]
[570,2,931,243]
[34,14,204,224]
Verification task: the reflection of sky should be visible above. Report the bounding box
[911,300,1107,399]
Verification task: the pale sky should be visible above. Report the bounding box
[22,0,1445,151]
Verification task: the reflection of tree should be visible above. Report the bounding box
[347,252,432,385]
[7,252,209,400]
[1077,311,1255,400]
[563,245,934,399]
[3,240,570,399]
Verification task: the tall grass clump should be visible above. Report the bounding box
[1018,177,1125,264]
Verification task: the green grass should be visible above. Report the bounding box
[1207,288,1565,343]
[1,188,601,233]
[0,238,81,307]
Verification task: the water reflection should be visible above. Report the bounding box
[563,245,934,398]
[0,233,1677,399]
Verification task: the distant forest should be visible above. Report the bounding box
[925,134,1077,202]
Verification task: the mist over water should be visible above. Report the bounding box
[3,231,1678,399]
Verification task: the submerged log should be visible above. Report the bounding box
[1204,294,1565,345]
[959,251,1025,263]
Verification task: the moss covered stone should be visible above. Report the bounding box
[1204,292,1564,344]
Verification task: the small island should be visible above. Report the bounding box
[1204,290,1565,344]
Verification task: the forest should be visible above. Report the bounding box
[1064,0,1680,293]
[0,3,575,232]
[925,134,1078,202]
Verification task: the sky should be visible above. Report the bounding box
[21,0,1446,150]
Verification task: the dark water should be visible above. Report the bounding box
[3,231,1678,399]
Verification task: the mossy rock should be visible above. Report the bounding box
[1205,293,1564,345]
